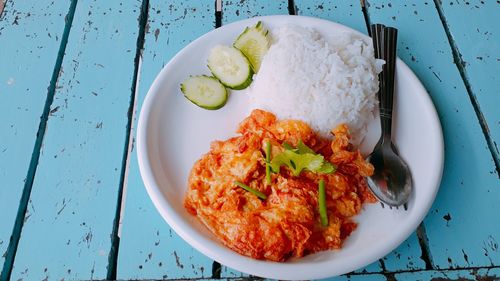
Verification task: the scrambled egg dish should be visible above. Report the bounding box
[185,109,376,261]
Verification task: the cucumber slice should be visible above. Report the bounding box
[180,75,228,110]
[233,21,270,72]
[207,45,253,90]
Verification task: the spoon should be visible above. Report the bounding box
[366,24,412,207]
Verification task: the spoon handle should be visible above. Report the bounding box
[371,24,398,140]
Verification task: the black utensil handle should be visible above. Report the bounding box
[371,24,398,139]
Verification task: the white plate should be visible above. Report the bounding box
[137,15,444,280]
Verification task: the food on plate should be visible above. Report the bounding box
[179,22,383,143]
[184,110,377,261]
[208,45,253,90]
[180,75,228,110]
[247,25,384,144]
[180,22,271,109]
[182,23,384,261]
[233,21,270,72]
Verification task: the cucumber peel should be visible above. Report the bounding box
[207,45,253,90]
[180,75,228,110]
[233,21,270,72]
[180,21,272,110]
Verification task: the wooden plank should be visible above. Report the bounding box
[148,275,388,281]
[0,0,72,276]
[295,0,368,34]
[8,1,142,280]
[116,1,215,279]
[382,232,426,271]
[186,274,388,281]
[221,0,289,24]
[393,267,500,281]
[322,273,387,281]
[437,0,500,169]
[366,0,500,269]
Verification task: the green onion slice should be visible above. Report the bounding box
[235,181,267,200]
[318,179,328,226]
[265,140,271,184]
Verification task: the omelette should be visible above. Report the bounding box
[184,109,377,261]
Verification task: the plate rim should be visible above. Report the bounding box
[136,14,445,280]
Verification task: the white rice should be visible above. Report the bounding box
[247,25,384,144]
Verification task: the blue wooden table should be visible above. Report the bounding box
[0,0,499,280]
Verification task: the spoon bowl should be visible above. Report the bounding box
[367,139,412,206]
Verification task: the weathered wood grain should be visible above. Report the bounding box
[8,1,142,280]
[160,275,388,281]
[295,0,368,34]
[393,267,500,281]
[221,0,289,24]
[366,0,500,269]
[0,1,73,278]
[116,1,215,279]
[382,232,426,271]
[437,0,500,171]
[319,273,388,281]
[219,268,500,281]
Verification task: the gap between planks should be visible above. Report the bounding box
[0,0,79,280]
[416,223,435,269]
[433,0,500,177]
[106,0,150,279]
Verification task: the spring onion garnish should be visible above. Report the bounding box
[235,181,267,200]
[318,179,328,226]
[269,140,336,176]
[265,140,271,184]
